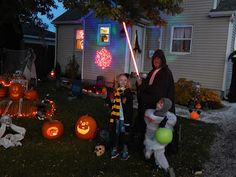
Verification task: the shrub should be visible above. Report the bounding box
[175,78,193,106]
[65,55,79,79]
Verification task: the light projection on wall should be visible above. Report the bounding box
[95,47,112,69]
[76,29,84,50]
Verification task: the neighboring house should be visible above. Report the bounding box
[53,0,236,96]
[22,23,55,79]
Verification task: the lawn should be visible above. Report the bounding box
[0,80,217,177]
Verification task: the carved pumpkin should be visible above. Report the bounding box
[0,88,7,98]
[101,87,107,95]
[75,115,97,140]
[195,103,202,109]
[9,83,24,101]
[189,110,200,120]
[42,120,64,139]
[24,89,39,101]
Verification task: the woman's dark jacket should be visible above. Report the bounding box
[138,66,175,113]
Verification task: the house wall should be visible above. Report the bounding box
[83,14,127,83]
[56,24,83,76]
[225,15,236,95]
[145,0,230,92]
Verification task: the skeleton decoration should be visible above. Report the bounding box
[94,145,105,157]
[0,115,26,148]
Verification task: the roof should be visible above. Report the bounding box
[22,23,55,39]
[52,9,83,24]
[211,0,236,12]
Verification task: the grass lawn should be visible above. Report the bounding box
[0,80,217,177]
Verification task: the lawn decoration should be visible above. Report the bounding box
[94,144,105,156]
[195,102,202,109]
[0,115,26,148]
[24,88,39,101]
[75,115,97,140]
[155,128,173,145]
[189,109,201,120]
[42,120,64,139]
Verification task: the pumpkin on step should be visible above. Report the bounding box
[24,89,39,101]
[9,83,24,101]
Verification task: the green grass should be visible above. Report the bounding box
[0,81,217,177]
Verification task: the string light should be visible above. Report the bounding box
[95,47,112,69]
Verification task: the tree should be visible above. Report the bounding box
[60,0,183,25]
[0,0,57,49]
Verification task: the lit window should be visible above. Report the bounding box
[170,26,193,54]
[75,29,84,50]
[98,24,111,45]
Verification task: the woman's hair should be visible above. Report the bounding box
[151,49,167,69]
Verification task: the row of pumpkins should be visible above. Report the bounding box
[43,115,97,140]
[0,83,39,101]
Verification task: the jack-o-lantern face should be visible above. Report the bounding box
[42,120,64,139]
[75,115,97,140]
[9,83,24,101]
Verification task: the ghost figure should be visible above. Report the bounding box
[94,145,105,157]
[0,115,26,148]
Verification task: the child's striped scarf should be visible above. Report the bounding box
[110,87,124,123]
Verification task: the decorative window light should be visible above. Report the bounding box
[170,25,193,54]
[75,29,84,50]
[97,24,111,45]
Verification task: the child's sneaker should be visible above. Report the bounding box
[111,148,119,159]
[120,151,130,160]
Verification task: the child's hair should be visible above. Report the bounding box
[114,73,131,89]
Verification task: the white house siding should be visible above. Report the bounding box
[225,16,236,95]
[143,27,162,72]
[56,24,83,75]
[159,0,230,92]
[83,14,127,83]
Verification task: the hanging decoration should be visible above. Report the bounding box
[133,30,142,54]
[95,47,112,69]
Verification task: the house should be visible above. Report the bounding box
[53,0,236,96]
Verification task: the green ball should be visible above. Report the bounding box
[155,128,173,145]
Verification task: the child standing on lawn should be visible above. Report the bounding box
[144,98,176,177]
[109,73,133,160]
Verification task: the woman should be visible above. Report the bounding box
[135,49,176,154]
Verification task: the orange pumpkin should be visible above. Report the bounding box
[42,120,64,139]
[195,103,202,109]
[9,83,24,101]
[190,111,200,120]
[75,115,97,140]
[0,88,7,98]
[24,88,39,101]
[101,87,107,95]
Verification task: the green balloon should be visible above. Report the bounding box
[155,128,173,145]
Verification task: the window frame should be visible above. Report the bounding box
[170,25,193,55]
[97,24,111,46]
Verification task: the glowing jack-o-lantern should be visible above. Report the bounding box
[42,120,64,139]
[75,115,97,140]
[9,83,24,101]
[24,88,39,101]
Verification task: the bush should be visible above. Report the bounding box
[65,55,79,79]
[175,78,222,109]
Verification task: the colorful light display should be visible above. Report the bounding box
[95,47,112,69]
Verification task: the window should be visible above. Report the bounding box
[170,26,193,54]
[75,29,84,50]
[97,24,111,45]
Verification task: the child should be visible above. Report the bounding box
[109,73,133,160]
[144,98,176,177]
